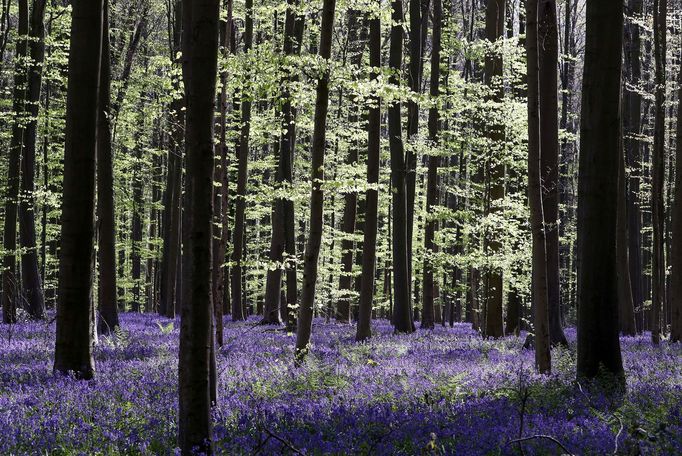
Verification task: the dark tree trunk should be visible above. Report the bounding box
[651,0,666,345]
[623,0,643,332]
[389,0,413,334]
[670,54,682,342]
[230,0,253,321]
[16,0,47,320]
[131,136,144,313]
[356,4,381,342]
[159,0,183,319]
[97,0,119,334]
[2,0,28,324]
[294,0,336,360]
[336,9,365,323]
[526,0,550,374]
[53,0,103,380]
[576,0,624,380]
[538,0,566,346]
[263,0,305,325]
[177,0,220,452]
[617,132,637,336]
[421,0,442,331]
[482,0,505,339]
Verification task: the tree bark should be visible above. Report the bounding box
[97,0,119,333]
[576,0,624,380]
[356,4,381,342]
[177,0,220,451]
[53,0,103,380]
[617,130,637,336]
[294,0,336,360]
[421,0,442,330]
[670,52,682,343]
[230,0,254,321]
[526,0,550,374]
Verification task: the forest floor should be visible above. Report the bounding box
[1,313,681,455]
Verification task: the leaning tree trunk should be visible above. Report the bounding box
[2,0,28,324]
[526,0,550,374]
[651,0,666,345]
[177,0,220,452]
[576,0,624,381]
[230,0,253,321]
[97,0,119,334]
[421,0,442,330]
[294,0,337,360]
[538,0,566,346]
[356,3,381,342]
[53,0,103,380]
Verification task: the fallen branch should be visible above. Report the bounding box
[508,435,574,455]
[262,427,305,455]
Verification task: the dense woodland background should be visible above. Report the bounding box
[1,0,682,453]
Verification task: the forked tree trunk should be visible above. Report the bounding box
[177,0,220,452]
[53,0,103,380]
[294,0,337,360]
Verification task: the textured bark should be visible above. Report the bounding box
[159,0,183,319]
[294,0,336,359]
[230,0,253,321]
[651,0,666,345]
[421,0,442,330]
[356,6,381,342]
[97,0,119,333]
[482,0,504,339]
[576,0,624,380]
[538,0,566,346]
[263,0,305,325]
[389,0,413,334]
[526,0,550,374]
[177,0,220,451]
[53,0,103,380]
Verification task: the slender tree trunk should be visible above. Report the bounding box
[131,133,144,313]
[159,0,183,319]
[526,0,550,374]
[576,0,624,380]
[421,0,442,330]
[670,55,682,343]
[294,0,336,360]
[356,4,381,342]
[53,0,103,380]
[177,0,220,452]
[263,0,305,325]
[617,130,637,336]
[389,0,414,334]
[651,0,666,345]
[230,0,253,321]
[482,0,505,339]
[538,0,566,345]
[2,0,28,324]
[97,0,119,333]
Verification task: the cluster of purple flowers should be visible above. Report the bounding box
[1,313,681,454]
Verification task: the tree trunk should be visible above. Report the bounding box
[356,4,381,342]
[482,0,505,339]
[526,0,550,374]
[538,0,566,346]
[421,0,442,330]
[651,0,666,345]
[97,0,119,333]
[230,0,253,321]
[576,0,624,380]
[294,0,336,360]
[53,0,103,380]
[177,0,220,451]
[617,132,637,336]
[670,54,682,342]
